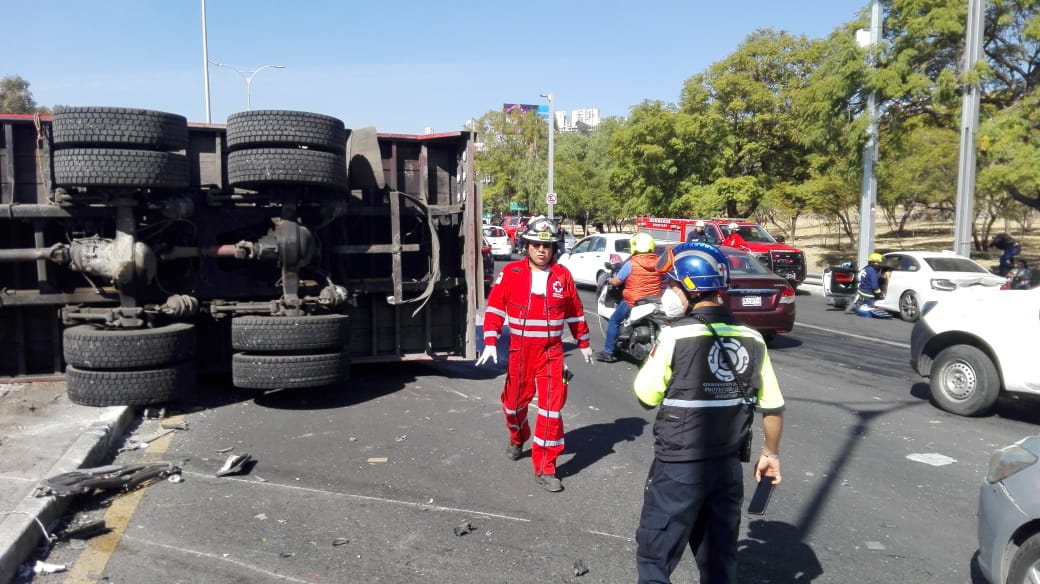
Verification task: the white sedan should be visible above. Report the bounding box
[481,225,512,259]
[875,250,1007,322]
[557,233,631,287]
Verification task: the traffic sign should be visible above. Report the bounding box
[546,192,557,205]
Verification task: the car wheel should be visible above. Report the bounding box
[929,345,1000,416]
[1008,533,1040,584]
[899,291,920,322]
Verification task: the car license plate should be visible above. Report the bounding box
[742,296,762,307]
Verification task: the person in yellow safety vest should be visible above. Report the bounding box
[845,253,884,314]
[596,232,663,363]
[633,241,784,584]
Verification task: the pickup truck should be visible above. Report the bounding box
[910,286,1039,416]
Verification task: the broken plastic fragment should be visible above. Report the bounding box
[573,559,589,576]
[216,453,252,477]
[332,538,350,546]
[33,560,67,574]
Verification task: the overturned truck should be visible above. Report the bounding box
[0,107,482,404]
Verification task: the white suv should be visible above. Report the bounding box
[910,287,1040,416]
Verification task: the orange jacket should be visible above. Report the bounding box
[623,254,664,305]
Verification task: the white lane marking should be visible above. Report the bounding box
[795,322,911,349]
[183,470,530,523]
[120,534,312,583]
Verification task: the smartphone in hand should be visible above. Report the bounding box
[747,476,776,515]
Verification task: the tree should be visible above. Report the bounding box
[0,75,42,114]
[473,107,547,218]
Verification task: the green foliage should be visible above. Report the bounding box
[0,75,41,114]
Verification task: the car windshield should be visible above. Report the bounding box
[924,256,989,274]
[728,225,776,243]
[483,226,505,237]
[720,247,772,276]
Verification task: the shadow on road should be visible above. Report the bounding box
[556,417,648,479]
[738,519,823,582]
[909,381,1040,425]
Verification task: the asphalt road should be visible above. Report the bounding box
[44,275,1040,584]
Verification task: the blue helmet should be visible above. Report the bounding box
[656,242,730,292]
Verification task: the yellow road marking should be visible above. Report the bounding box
[63,415,184,583]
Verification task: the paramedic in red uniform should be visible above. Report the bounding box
[476,216,594,492]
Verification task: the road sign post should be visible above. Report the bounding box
[546,192,557,206]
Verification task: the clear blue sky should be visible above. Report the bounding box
[3,0,867,134]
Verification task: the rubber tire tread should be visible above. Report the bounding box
[226,110,347,153]
[231,314,348,353]
[52,106,189,151]
[53,148,189,188]
[1008,532,1040,584]
[63,323,196,370]
[929,344,1000,416]
[65,362,194,407]
[232,352,350,390]
[227,148,347,190]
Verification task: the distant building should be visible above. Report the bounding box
[570,108,601,129]
[503,103,602,132]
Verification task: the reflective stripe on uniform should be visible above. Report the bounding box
[537,407,562,419]
[533,436,565,447]
[486,306,508,318]
[662,397,754,408]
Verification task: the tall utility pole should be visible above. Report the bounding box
[953,0,985,256]
[202,0,212,123]
[856,0,882,270]
[541,92,555,220]
[212,62,286,110]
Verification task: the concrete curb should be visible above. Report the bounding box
[0,405,135,583]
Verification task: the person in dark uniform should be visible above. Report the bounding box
[991,233,1021,276]
[686,220,708,243]
[633,241,785,584]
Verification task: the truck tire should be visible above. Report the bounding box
[63,323,196,370]
[53,148,189,189]
[929,345,1000,416]
[232,351,350,390]
[227,148,347,190]
[226,110,347,153]
[65,362,195,407]
[231,314,348,353]
[52,106,189,151]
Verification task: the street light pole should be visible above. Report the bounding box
[201,0,212,123]
[212,62,286,110]
[856,0,881,270]
[953,0,985,256]
[540,92,555,220]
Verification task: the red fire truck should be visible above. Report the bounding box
[636,217,807,288]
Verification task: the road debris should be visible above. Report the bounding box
[906,453,957,466]
[366,457,388,464]
[332,538,350,546]
[59,520,109,542]
[216,453,252,477]
[35,462,182,497]
[453,521,475,537]
[32,560,67,574]
[573,559,589,576]
[216,446,235,453]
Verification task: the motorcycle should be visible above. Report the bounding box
[595,258,668,363]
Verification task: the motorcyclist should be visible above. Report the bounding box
[845,253,884,314]
[596,232,663,363]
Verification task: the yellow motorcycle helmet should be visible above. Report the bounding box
[630,232,656,255]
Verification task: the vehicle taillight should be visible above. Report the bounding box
[778,285,796,304]
[834,272,854,284]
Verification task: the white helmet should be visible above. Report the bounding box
[728,222,740,231]
[695,220,705,228]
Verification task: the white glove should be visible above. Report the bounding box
[581,346,594,364]
[475,345,497,366]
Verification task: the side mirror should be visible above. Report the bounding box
[775,235,786,243]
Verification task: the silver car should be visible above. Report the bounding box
[978,435,1040,583]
